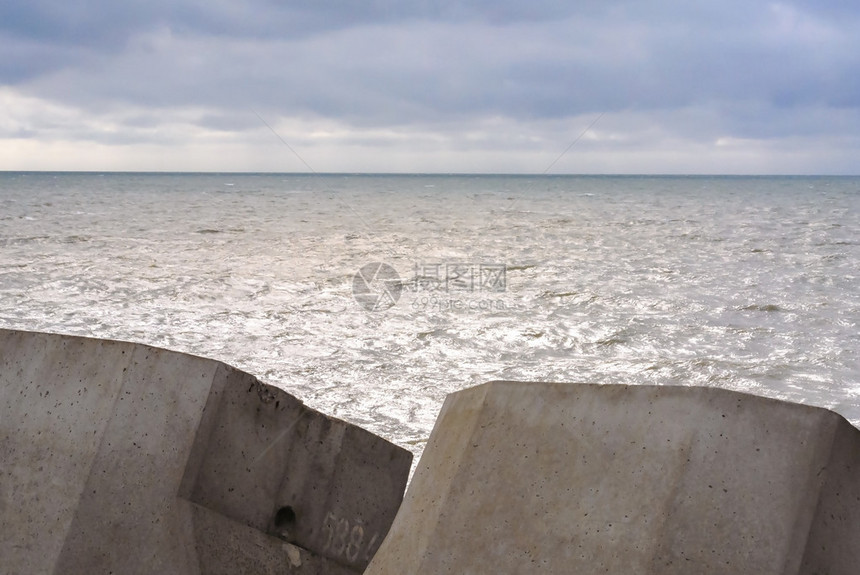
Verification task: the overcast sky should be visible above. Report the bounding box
[2,1,859,173]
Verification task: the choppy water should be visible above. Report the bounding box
[1,172,859,464]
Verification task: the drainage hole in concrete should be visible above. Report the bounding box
[275,506,297,527]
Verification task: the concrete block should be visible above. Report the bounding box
[366,381,860,575]
[0,329,411,574]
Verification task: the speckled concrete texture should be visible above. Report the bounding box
[367,381,860,575]
[0,329,410,574]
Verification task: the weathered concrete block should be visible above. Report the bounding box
[0,329,411,574]
[366,381,860,575]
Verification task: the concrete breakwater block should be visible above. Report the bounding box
[0,329,412,574]
[367,381,860,575]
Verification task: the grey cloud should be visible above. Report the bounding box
[4,0,860,159]
[0,0,599,48]
[22,19,860,110]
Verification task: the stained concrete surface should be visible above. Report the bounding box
[0,329,411,574]
[366,381,860,575]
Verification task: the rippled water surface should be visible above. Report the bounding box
[2,172,859,464]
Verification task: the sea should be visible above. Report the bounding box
[1,172,859,467]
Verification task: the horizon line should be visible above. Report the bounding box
[2,170,859,178]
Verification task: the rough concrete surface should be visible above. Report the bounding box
[366,381,860,575]
[0,329,411,574]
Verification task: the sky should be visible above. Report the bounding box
[2,1,859,174]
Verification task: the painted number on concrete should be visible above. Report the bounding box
[320,511,380,564]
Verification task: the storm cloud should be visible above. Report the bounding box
[2,0,860,172]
